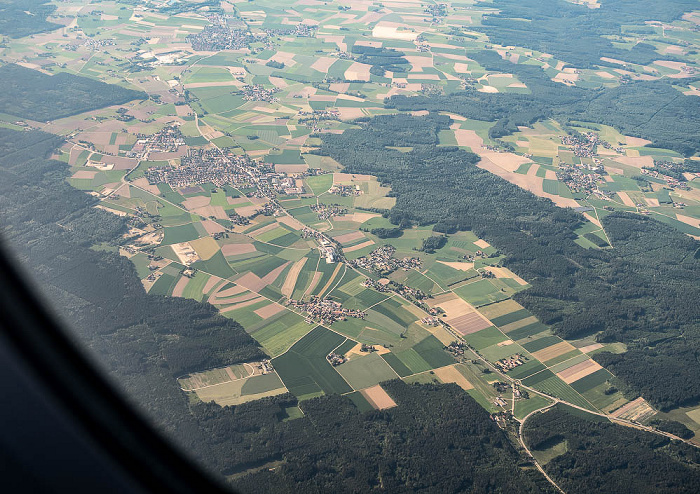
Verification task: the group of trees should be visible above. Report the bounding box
[315,114,700,411]
[0,0,60,38]
[351,45,410,76]
[0,64,147,122]
[387,50,700,156]
[475,0,695,69]
[524,406,700,493]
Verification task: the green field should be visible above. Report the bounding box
[272,327,353,399]
[335,353,398,389]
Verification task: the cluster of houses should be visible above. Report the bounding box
[241,84,278,102]
[130,125,185,160]
[326,352,347,366]
[297,109,340,127]
[287,296,366,325]
[561,132,624,158]
[350,245,422,275]
[495,354,527,373]
[329,184,360,197]
[145,148,251,188]
[186,18,256,51]
[445,341,466,357]
[556,161,607,196]
[300,228,340,263]
[310,203,348,220]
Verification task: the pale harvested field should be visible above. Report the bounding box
[212,291,260,306]
[454,129,484,149]
[234,272,268,293]
[437,261,474,271]
[545,170,558,180]
[276,214,307,231]
[172,275,190,297]
[616,191,636,207]
[262,261,291,284]
[72,170,97,179]
[478,85,499,93]
[303,271,323,297]
[182,195,210,210]
[486,266,528,285]
[579,343,603,353]
[500,316,539,333]
[254,303,286,318]
[582,213,602,228]
[372,25,417,41]
[625,136,652,147]
[479,299,525,320]
[338,212,380,223]
[203,275,224,295]
[212,284,247,299]
[427,291,459,309]
[316,263,343,296]
[454,62,470,73]
[334,172,372,183]
[269,76,288,89]
[613,155,654,168]
[133,177,161,195]
[481,152,531,173]
[433,365,474,391]
[227,196,249,205]
[189,236,220,260]
[221,243,256,256]
[478,156,580,209]
[360,384,397,409]
[345,62,371,81]
[677,214,700,228]
[202,219,226,235]
[474,239,490,249]
[282,258,307,297]
[330,82,350,93]
[193,205,227,220]
[194,375,286,407]
[344,239,375,252]
[334,231,366,244]
[532,341,577,362]
[275,164,308,173]
[558,359,603,384]
[220,295,265,312]
[336,107,366,120]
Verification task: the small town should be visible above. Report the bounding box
[310,203,348,220]
[287,296,366,325]
[350,245,422,274]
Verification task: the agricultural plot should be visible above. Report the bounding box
[272,327,353,399]
[335,353,398,389]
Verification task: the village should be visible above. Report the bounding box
[287,296,366,325]
[350,245,422,275]
[310,203,348,221]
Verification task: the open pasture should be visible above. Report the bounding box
[272,326,353,399]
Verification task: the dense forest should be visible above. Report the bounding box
[315,114,700,411]
[524,405,700,493]
[0,127,557,491]
[0,0,61,38]
[0,64,146,122]
[475,0,695,69]
[387,50,700,156]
